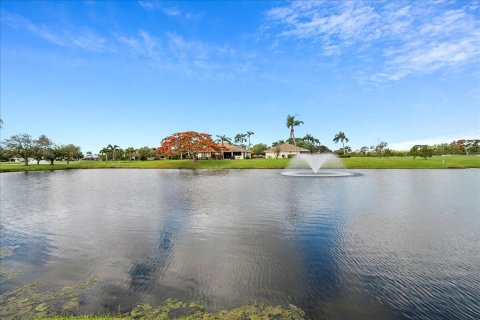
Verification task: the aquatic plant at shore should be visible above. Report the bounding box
[38,300,306,319]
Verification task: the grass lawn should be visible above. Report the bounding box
[1,156,479,172]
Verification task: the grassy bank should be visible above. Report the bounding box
[1,156,479,172]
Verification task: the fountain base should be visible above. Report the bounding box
[281,170,360,177]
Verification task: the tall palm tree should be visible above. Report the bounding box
[100,147,108,161]
[246,131,254,149]
[126,147,135,161]
[234,133,247,148]
[333,131,349,155]
[107,144,120,161]
[286,114,304,151]
[215,134,232,146]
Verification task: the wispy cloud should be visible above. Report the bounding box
[2,11,107,52]
[138,1,190,19]
[263,1,480,82]
[116,30,251,79]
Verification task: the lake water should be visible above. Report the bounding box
[1,169,479,319]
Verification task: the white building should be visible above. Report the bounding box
[264,143,309,158]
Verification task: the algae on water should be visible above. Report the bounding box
[0,278,97,319]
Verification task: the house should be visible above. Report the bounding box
[264,143,309,158]
[221,143,251,159]
[82,155,99,160]
[197,143,252,160]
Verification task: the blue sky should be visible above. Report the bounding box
[1,0,479,152]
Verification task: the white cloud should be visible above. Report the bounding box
[138,1,189,19]
[115,30,250,79]
[263,1,480,82]
[2,11,107,52]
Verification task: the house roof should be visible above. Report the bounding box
[222,143,251,153]
[265,143,309,153]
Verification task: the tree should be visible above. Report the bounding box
[125,147,135,161]
[410,145,420,159]
[107,144,120,161]
[251,143,267,155]
[215,135,232,146]
[453,139,480,155]
[272,140,285,147]
[32,134,53,164]
[99,147,109,161]
[44,145,62,165]
[375,141,388,157]
[246,131,254,149]
[286,114,303,151]
[137,146,155,160]
[302,133,321,153]
[156,131,224,162]
[3,133,35,166]
[59,144,83,164]
[360,146,369,156]
[418,145,433,159]
[333,131,349,155]
[0,145,13,161]
[412,145,433,159]
[275,145,281,158]
[234,133,247,148]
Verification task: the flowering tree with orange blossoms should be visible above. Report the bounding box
[156,131,225,161]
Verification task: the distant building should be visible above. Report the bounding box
[221,143,252,159]
[264,143,309,158]
[83,155,99,160]
[197,143,252,160]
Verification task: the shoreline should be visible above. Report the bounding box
[1,156,479,172]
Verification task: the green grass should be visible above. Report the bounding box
[1,156,479,172]
[342,155,480,168]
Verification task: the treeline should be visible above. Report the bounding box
[97,145,157,161]
[347,140,479,158]
[0,133,82,166]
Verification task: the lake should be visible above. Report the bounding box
[1,169,479,319]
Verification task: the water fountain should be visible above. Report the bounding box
[281,153,359,177]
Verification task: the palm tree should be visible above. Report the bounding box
[107,144,120,161]
[246,131,254,149]
[333,131,349,155]
[126,147,135,161]
[303,133,320,153]
[215,135,232,146]
[99,147,108,161]
[234,133,247,148]
[286,114,304,151]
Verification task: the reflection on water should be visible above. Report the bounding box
[1,169,479,319]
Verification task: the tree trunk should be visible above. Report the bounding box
[291,128,298,152]
[50,159,54,165]
[342,141,345,155]
[37,159,40,164]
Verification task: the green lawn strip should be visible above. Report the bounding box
[1,156,479,172]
